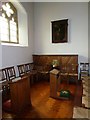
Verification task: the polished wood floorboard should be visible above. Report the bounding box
[2,80,82,119]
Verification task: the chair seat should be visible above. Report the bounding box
[31,70,37,74]
[26,70,37,75]
[0,81,9,92]
[60,73,68,76]
[39,71,49,74]
[81,71,89,74]
[26,70,38,84]
[10,77,21,82]
[1,81,8,86]
[69,73,78,76]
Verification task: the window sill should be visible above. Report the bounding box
[1,42,28,47]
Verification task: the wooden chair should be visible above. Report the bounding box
[25,63,38,84]
[0,68,11,112]
[0,68,8,84]
[17,64,26,77]
[79,63,89,80]
[60,64,78,84]
[6,66,16,81]
[0,68,10,102]
[60,64,69,84]
[37,64,51,81]
[6,66,21,81]
[68,64,78,84]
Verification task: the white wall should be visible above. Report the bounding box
[33,2,88,63]
[0,44,2,68]
[88,2,90,63]
[0,44,2,120]
[0,2,88,74]
[1,2,34,76]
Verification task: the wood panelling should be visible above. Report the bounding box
[61,56,78,65]
[33,55,78,66]
[33,55,78,82]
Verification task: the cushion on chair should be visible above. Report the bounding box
[3,99,12,112]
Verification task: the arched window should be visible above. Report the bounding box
[0,2,18,44]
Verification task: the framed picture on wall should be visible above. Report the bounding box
[52,19,68,43]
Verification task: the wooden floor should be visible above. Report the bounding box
[2,80,82,119]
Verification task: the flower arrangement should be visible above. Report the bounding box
[52,59,60,68]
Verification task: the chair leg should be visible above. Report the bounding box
[36,73,38,82]
[30,75,34,85]
[79,73,81,80]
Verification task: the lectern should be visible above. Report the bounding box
[50,69,60,98]
[50,69,71,100]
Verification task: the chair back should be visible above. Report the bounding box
[0,68,7,82]
[25,63,33,73]
[69,64,78,74]
[0,68,8,90]
[0,68,9,102]
[80,63,89,72]
[6,66,16,81]
[80,63,89,79]
[61,64,69,74]
[17,64,26,77]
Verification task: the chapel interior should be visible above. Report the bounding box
[0,1,90,119]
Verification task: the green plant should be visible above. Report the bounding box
[52,59,60,67]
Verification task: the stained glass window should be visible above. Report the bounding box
[0,2,18,43]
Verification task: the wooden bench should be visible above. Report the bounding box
[33,54,78,82]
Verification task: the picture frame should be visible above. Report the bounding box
[52,19,68,43]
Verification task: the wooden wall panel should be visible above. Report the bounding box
[61,55,78,65]
[33,55,78,66]
[33,54,78,81]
